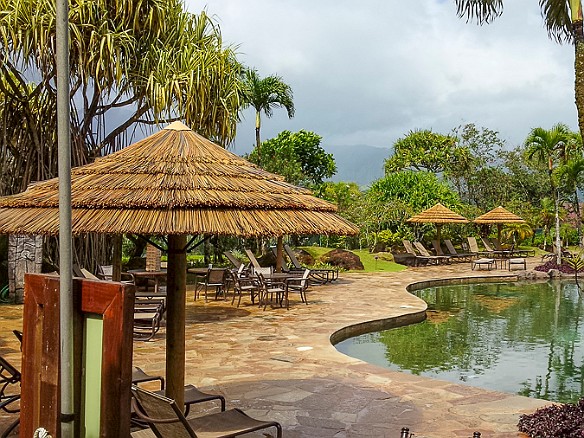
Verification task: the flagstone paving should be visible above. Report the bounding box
[0,259,553,437]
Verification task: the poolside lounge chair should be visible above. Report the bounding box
[413,241,451,264]
[97,265,136,285]
[223,251,248,272]
[284,245,338,283]
[244,249,263,270]
[402,240,438,266]
[467,237,493,258]
[481,237,511,258]
[0,355,21,438]
[444,239,475,262]
[131,368,226,421]
[492,238,535,258]
[131,385,282,438]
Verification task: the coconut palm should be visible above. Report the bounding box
[556,157,584,245]
[241,68,295,150]
[454,1,584,139]
[525,124,572,263]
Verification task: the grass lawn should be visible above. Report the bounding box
[299,246,406,273]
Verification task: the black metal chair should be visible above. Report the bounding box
[0,356,21,438]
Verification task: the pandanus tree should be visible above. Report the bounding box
[0,0,242,267]
[525,124,572,263]
[241,68,295,152]
[455,1,584,139]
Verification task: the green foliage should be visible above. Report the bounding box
[241,68,294,147]
[248,130,336,186]
[385,129,472,174]
[368,171,461,212]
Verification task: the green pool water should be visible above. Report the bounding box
[335,281,584,403]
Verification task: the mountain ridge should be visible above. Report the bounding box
[324,144,388,187]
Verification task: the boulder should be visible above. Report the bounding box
[322,249,364,270]
[294,249,314,266]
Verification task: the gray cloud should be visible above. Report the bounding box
[194,1,577,154]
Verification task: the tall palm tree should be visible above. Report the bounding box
[525,123,572,263]
[241,68,295,151]
[556,157,584,244]
[455,1,584,139]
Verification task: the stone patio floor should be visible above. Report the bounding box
[0,259,553,437]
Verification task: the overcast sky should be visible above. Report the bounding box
[188,1,576,155]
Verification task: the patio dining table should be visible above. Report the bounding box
[128,269,167,294]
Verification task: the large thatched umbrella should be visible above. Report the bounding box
[0,121,358,404]
[473,206,526,242]
[406,203,468,242]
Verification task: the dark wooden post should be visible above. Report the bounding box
[112,234,122,282]
[276,236,284,273]
[166,234,187,407]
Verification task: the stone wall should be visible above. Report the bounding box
[8,235,43,303]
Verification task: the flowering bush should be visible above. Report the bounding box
[518,400,584,437]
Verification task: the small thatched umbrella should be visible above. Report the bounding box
[473,206,526,242]
[407,203,469,242]
[0,121,359,403]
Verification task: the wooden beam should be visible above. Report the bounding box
[165,234,187,407]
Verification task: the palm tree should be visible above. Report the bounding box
[525,124,572,263]
[539,197,556,250]
[454,1,584,139]
[241,68,295,151]
[557,157,584,245]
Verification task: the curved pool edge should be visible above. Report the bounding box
[330,273,520,346]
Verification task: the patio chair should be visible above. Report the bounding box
[413,241,450,264]
[0,355,21,438]
[285,269,311,306]
[130,385,282,438]
[227,270,261,307]
[443,239,475,262]
[256,273,288,310]
[284,245,338,284]
[133,310,162,341]
[195,268,227,301]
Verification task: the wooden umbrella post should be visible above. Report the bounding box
[166,234,187,407]
[276,236,283,273]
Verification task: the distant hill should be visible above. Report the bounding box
[324,144,388,187]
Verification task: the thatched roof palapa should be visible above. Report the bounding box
[0,121,358,237]
[473,206,526,225]
[407,203,469,224]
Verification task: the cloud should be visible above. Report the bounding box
[194,0,577,154]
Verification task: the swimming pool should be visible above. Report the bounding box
[334,281,584,403]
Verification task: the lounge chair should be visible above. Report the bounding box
[492,238,535,258]
[467,237,493,258]
[243,249,263,270]
[131,368,226,421]
[413,241,450,264]
[223,251,249,272]
[97,265,136,285]
[444,239,475,262]
[0,355,21,438]
[284,245,338,283]
[131,385,282,438]
[481,237,511,258]
[402,240,434,266]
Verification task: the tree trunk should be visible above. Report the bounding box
[574,18,584,138]
[555,188,562,265]
[255,110,262,161]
